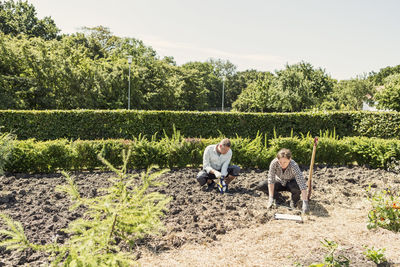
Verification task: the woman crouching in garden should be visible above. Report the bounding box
[255,148,309,213]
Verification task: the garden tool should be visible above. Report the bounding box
[274,213,303,223]
[216,177,227,194]
[307,137,318,200]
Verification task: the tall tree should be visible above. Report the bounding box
[375,74,400,111]
[232,62,335,112]
[369,64,400,86]
[232,72,275,112]
[319,77,375,110]
[229,70,272,109]
[208,58,237,109]
[174,67,209,111]
[0,0,59,40]
[272,62,335,111]
[179,59,240,110]
[180,61,219,109]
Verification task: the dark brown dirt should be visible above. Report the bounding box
[0,165,399,266]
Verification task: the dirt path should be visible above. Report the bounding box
[138,203,400,266]
[1,166,400,266]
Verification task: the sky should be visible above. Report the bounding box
[28,0,400,80]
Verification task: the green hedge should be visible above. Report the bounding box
[1,110,400,140]
[5,135,400,174]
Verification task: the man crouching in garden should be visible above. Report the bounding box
[196,138,240,193]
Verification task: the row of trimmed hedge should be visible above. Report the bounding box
[1,110,400,140]
[5,135,400,174]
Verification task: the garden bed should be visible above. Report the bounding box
[0,166,399,266]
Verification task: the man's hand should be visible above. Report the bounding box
[267,197,276,209]
[214,170,221,179]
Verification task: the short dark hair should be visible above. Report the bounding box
[277,148,291,159]
[220,138,231,147]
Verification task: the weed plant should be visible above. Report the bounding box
[309,239,350,267]
[363,245,387,265]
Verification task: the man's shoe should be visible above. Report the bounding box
[206,181,216,192]
[221,184,229,194]
[289,200,296,209]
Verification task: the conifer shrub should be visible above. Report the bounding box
[0,150,171,266]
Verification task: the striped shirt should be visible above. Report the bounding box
[267,158,307,190]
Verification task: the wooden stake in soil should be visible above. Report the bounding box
[307,137,318,200]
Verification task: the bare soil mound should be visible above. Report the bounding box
[1,166,400,266]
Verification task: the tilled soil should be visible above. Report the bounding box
[0,165,400,266]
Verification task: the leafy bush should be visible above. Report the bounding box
[3,133,400,173]
[158,127,195,169]
[375,74,400,111]
[1,110,400,141]
[183,138,206,168]
[367,186,400,232]
[347,137,398,168]
[71,140,104,171]
[0,150,171,266]
[9,139,73,173]
[269,136,312,165]
[231,132,273,168]
[6,139,42,173]
[129,134,162,170]
[316,138,352,166]
[0,131,15,174]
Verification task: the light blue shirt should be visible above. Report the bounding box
[203,144,232,177]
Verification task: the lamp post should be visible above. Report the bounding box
[222,76,226,112]
[127,55,133,110]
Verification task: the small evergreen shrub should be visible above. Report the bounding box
[0,150,171,266]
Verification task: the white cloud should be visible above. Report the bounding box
[138,35,287,71]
